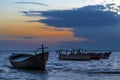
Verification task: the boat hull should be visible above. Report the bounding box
[59,53,90,61]
[59,52,111,61]
[100,52,111,59]
[9,52,49,70]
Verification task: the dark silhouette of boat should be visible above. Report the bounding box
[100,52,111,59]
[57,49,111,61]
[9,44,49,70]
[57,49,91,61]
[59,53,90,61]
[89,51,111,59]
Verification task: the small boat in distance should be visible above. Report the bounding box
[100,52,111,59]
[59,53,90,61]
[9,44,49,70]
[57,49,91,61]
[57,49,111,61]
[88,52,111,60]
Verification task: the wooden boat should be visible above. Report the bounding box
[59,53,90,61]
[89,53,101,60]
[89,52,111,59]
[57,49,111,61]
[9,44,49,70]
[57,50,91,61]
[99,52,112,59]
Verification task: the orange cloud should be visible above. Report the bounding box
[0,17,88,45]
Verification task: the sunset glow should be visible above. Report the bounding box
[0,0,120,49]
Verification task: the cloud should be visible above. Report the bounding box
[17,36,35,39]
[39,5,120,28]
[73,26,120,50]
[22,5,120,28]
[16,2,49,6]
[21,5,120,50]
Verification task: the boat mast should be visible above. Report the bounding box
[38,44,48,53]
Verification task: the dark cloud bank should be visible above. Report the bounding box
[39,6,120,28]
[22,5,120,50]
[23,5,120,28]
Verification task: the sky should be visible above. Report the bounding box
[0,0,120,50]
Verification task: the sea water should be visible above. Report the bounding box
[0,52,120,80]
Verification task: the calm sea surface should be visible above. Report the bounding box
[0,52,120,80]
